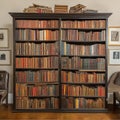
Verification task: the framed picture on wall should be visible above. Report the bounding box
[108,26,120,46]
[0,28,9,48]
[109,49,120,65]
[0,50,11,65]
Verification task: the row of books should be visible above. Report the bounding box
[16,82,105,97]
[16,20,59,28]
[15,57,105,70]
[15,70,105,83]
[16,70,58,83]
[16,20,106,29]
[61,71,105,83]
[15,42,105,56]
[16,83,27,96]
[16,42,59,55]
[15,57,58,68]
[61,97,105,109]
[16,97,59,109]
[16,83,59,96]
[16,29,106,41]
[16,29,59,41]
[61,57,105,70]
[61,30,106,41]
[81,58,105,70]
[61,20,106,28]
[60,42,105,56]
[28,85,59,96]
[62,84,105,97]
[16,97,104,109]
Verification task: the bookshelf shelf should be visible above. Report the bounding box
[61,82,105,85]
[16,68,59,70]
[10,12,111,112]
[16,55,59,57]
[61,69,106,72]
[28,96,60,98]
[61,28,106,31]
[61,55,105,58]
[62,40,106,43]
[16,40,59,42]
[61,96,106,98]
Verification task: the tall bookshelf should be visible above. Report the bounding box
[10,13,111,112]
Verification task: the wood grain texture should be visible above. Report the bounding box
[0,105,120,120]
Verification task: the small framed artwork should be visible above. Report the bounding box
[0,50,11,65]
[0,28,9,48]
[108,26,120,46]
[109,49,120,65]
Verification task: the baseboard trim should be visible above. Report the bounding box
[8,93,13,104]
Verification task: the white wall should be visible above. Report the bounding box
[0,0,120,103]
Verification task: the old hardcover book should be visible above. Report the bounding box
[54,5,68,13]
[69,4,86,13]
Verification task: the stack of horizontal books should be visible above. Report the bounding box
[69,4,86,13]
[54,5,68,13]
[23,4,53,13]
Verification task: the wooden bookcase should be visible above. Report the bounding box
[10,13,111,112]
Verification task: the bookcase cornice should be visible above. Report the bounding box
[9,12,112,20]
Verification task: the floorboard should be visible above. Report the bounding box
[0,104,120,120]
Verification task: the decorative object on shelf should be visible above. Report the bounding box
[0,28,8,48]
[23,3,53,13]
[0,50,11,65]
[108,26,120,45]
[109,49,120,65]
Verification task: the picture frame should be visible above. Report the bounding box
[109,49,120,65]
[108,26,120,46]
[0,28,9,48]
[0,50,11,65]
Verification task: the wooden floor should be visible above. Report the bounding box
[0,105,120,120]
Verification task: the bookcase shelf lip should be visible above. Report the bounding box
[61,96,106,98]
[15,68,58,70]
[16,27,60,30]
[61,28,106,30]
[15,55,58,57]
[15,82,59,84]
[62,40,106,43]
[14,108,60,111]
[13,108,108,112]
[27,82,59,85]
[28,96,59,98]
[61,55,105,58]
[60,108,108,112]
[61,69,106,72]
[79,69,106,72]
[61,82,105,85]
[16,40,59,42]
